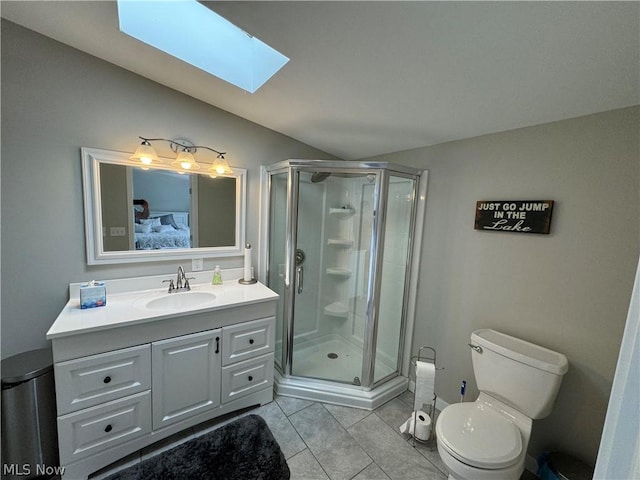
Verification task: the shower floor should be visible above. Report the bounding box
[291,334,395,384]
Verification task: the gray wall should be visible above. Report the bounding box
[0,20,335,359]
[132,169,191,213]
[362,106,640,465]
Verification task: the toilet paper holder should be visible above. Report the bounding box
[408,346,442,448]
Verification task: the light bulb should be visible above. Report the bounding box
[172,151,200,172]
[130,141,160,166]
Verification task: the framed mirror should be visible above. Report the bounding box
[82,147,246,264]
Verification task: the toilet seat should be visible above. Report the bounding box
[436,402,522,469]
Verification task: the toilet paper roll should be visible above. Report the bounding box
[414,360,436,411]
[243,244,252,281]
[399,410,431,441]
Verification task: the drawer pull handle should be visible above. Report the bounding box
[104,424,113,433]
[248,376,253,382]
[215,337,220,354]
[103,376,112,384]
[249,339,255,345]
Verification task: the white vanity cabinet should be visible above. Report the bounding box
[47,280,278,480]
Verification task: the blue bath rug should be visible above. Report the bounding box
[104,414,290,480]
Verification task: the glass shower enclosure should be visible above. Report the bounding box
[263,160,426,409]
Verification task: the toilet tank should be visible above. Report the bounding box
[471,329,568,419]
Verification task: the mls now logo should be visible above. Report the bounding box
[3,463,65,476]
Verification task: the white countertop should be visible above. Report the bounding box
[47,271,279,339]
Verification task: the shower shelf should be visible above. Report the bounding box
[326,267,352,277]
[327,238,353,247]
[323,302,349,317]
[329,207,355,215]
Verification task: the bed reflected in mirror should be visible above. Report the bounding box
[83,147,246,265]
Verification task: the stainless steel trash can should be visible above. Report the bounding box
[1,348,59,480]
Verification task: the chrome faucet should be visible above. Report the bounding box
[176,265,186,289]
[163,265,194,293]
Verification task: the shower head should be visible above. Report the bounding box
[311,171,331,183]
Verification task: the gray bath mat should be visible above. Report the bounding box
[105,414,290,480]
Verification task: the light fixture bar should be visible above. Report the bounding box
[131,136,232,176]
[138,136,226,158]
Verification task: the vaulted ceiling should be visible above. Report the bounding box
[2,1,638,160]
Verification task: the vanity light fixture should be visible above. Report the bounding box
[209,156,233,177]
[129,139,160,166]
[172,149,201,173]
[130,136,231,175]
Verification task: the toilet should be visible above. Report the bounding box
[436,329,568,480]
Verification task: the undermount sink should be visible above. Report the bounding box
[144,291,217,310]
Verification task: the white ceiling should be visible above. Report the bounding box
[2,1,638,160]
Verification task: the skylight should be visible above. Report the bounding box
[117,0,289,93]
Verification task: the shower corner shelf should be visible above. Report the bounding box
[326,267,352,278]
[327,238,354,248]
[324,302,349,318]
[329,207,355,215]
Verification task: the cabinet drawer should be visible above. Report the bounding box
[222,317,275,366]
[57,390,151,464]
[221,353,274,404]
[55,345,151,415]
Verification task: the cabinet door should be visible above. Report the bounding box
[152,329,221,430]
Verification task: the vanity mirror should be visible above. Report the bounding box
[82,147,246,264]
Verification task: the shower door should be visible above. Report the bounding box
[287,169,379,385]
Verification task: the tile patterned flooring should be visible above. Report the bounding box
[93,390,538,480]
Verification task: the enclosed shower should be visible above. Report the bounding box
[262,160,427,409]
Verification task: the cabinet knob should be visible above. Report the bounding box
[103,376,111,384]
[249,339,255,345]
[104,424,113,433]
[248,376,253,382]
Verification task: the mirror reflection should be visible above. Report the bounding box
[82,147,246,265]
[100,165,236,252]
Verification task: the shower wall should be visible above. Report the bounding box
[293,177,326,341]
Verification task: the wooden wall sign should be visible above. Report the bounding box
[474,200,554,234]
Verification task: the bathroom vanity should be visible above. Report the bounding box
[46,272,278,479]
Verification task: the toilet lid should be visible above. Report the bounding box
[436,402,522,469]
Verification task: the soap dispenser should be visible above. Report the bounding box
[212,265,223,285]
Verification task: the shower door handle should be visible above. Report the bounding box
[296,265,304,294]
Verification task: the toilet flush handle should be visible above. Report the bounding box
[468,343,483,354]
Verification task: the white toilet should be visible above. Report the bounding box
[436,329,568,480]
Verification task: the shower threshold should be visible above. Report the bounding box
[274,370,408,410]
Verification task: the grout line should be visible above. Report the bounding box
[284,404,339,480]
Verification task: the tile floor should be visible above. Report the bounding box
[92,390,538,480]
